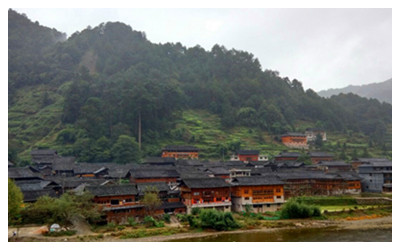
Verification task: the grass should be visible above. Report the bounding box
[320,205,381,212]
[323,206,392,220]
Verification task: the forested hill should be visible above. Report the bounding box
[8,9,392,164]
[318,79,392,104]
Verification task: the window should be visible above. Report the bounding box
[244,189,249,194]
[276,188,281,193]
[277,196,281,199]
[245,197,250,200]
[267,204,270,207]
[126,198,132,202]
[110,199,119,205]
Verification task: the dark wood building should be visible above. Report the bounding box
[180,177,232,214]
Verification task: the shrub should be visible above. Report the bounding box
[127,217,137,227]
[176,213,188,222]
[281,200,321,219]
[197,209,240,231]
[143,215,164,228]
[163,213,171,223]
[191,207,201,215]
[106,222,117,230]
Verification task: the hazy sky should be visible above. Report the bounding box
[13,8,392,91]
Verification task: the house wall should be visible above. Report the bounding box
[181,186,231,214]
[131,177,178,184]
[281,136,308,149]
[161,151,199,159]
[231,185,284,212]
[275,156,299,162]
[359,173,384,192]
[310,157,334,164]
[238,154,259,162]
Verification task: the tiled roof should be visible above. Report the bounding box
[8,167,42,180]
[281,132,306,137]
[131,169,180,179]
[275,152,301,157]
[162,145,199,152]
[52,157,76,171]
[231,176,284,186]
[181,177,230,188]
[137,182,170,195]
[237,150,259,155]
[308,152,334,157]
[86,184,138,197]
[23,189,58,202]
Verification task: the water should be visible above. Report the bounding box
[170,228,392,242]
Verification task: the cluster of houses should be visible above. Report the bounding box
[281,128,327,149]
[8,146,391,223]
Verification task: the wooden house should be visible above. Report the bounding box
[161,145,199,159]
[30,149,58,168]
[180,177,232,214]
[129,169,180,184]
[308,152,334,164]
[85,184,144,223]
[234,150,260,163]
[231,176,284,213]
[281,133,308,149]
[137,182,186,214]
[274,152,301,162]
[305,128,327,142]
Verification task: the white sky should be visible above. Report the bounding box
[12,8,392,91]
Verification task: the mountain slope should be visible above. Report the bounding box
[318,79,392,104]
[8,9,392,164]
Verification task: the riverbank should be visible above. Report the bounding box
[9,215,391,242]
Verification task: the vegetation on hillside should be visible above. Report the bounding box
[8,9,392,164]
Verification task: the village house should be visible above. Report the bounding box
[230,150,260,163]
[85,184,144,223]
[161,145,199,159]
[180,177,232,214]
[274,152,301,162]
[316,161,352,172]
[281,133,308,149]
[30,149,59,168]
[14,179,61,202]
[129,168,180,184]
[231,176,284,213]
[308,152,334,164]
[358,160,392,193]
[305,128,327,142]
[137,182,186,214]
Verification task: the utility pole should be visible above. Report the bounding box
[138,111,141,151]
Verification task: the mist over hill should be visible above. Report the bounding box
[318,79,392,104]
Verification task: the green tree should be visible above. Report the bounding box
[8,178,23,224]
[142,187,161,216]
[111,135,140,163]
[315,133,323,148]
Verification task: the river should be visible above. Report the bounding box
[169,228,392,242]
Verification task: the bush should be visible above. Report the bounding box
[176,213,188,222]
[191,207,201,215]
[163,213,171,223]
[127,217,137,227]
[106,222,117,230]
[197,209,240,231]
[143,216,164,228]
[281,200,321,219]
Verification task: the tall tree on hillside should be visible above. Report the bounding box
[111,135,140,163]
[8,178,23,225]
